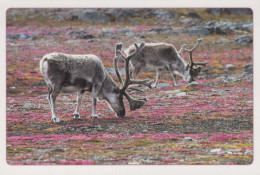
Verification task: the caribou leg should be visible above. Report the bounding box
[49,85,62,123]
[152,69,160,88]
[73,91,84,119]
[91,98,99,118]
[90,83,102,118]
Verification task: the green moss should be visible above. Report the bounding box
[7,147,33,154]
[181,86,198,92]
[129,140,155,147]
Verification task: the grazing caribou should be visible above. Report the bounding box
[39,42,152,123]
[123,38,207,88]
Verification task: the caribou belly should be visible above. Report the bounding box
[61,86,82,93]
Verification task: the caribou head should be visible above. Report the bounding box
[179,38,208,82]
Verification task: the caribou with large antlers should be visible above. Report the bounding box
[39,41,152,123]
[124,38,207,88]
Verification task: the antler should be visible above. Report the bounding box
[114,42,153,92]
[183,38,207,68]
[179,44,187,54]
[113,41,153,110]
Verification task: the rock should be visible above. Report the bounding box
[149,27,173,33]
[189,81,200,86]
[39,94,48,98]
[183,137,193,142]
[7,34,20,40]
[156,83,172,88]
[188,12,201,19]
[203,22,231,35]
[19,33,33,40]
[235,35,252,45]
[153,9,179,19]
[244,149,253,155]
[67,30,86,35]
[173,89,182,94]
[176,92,187,97]
[206,8,252,16]
[225,64,235,70]
[206,8,221,16]
[244,63,253,74]
[78,9,110,23]
[224,8,252,15]
[210,148,221,154]
[203,21,252,35]
[77,34,94,39]
[107,9,140,20]
[66,12,78,20]
[188,28,211,36]
[46,31,59,36]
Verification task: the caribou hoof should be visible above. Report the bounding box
[90,114,99,118]
[73,113,81,119]
[51,117,60,123]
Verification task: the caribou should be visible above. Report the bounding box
[39,42,153,123]
[123,38,207,88]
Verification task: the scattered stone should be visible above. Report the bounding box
[224,8,252,15]
[188,12,201,19]
[156,83,172,88]
[46,31,59,36]
[176,92,187,97]
[153,9,179,19]
[244,149,253,155]
[173,89,182,94]
[183,137,193,142]
[107,9,141,21]
[186,28,211,36]
[206,8,252,16]
[77,34,94,39]
[206,8,221,16]
[7,34,20,40]
[225,64,235,70]
[149,27,173,33]
[189,81,200,86]
[78,9,110,23]
[203,21,252,35]
[244,63,253,74]
[235,35,252,45]
[39,94,48,98]
[67,30,86,35]
[19,33,33,40]
[210,148,221,154]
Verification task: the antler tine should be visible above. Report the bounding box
[114,43,124,87]
[179,44,187,54]
[183,38,203,53]
[117,41,153,92]
[183,38,207,67]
